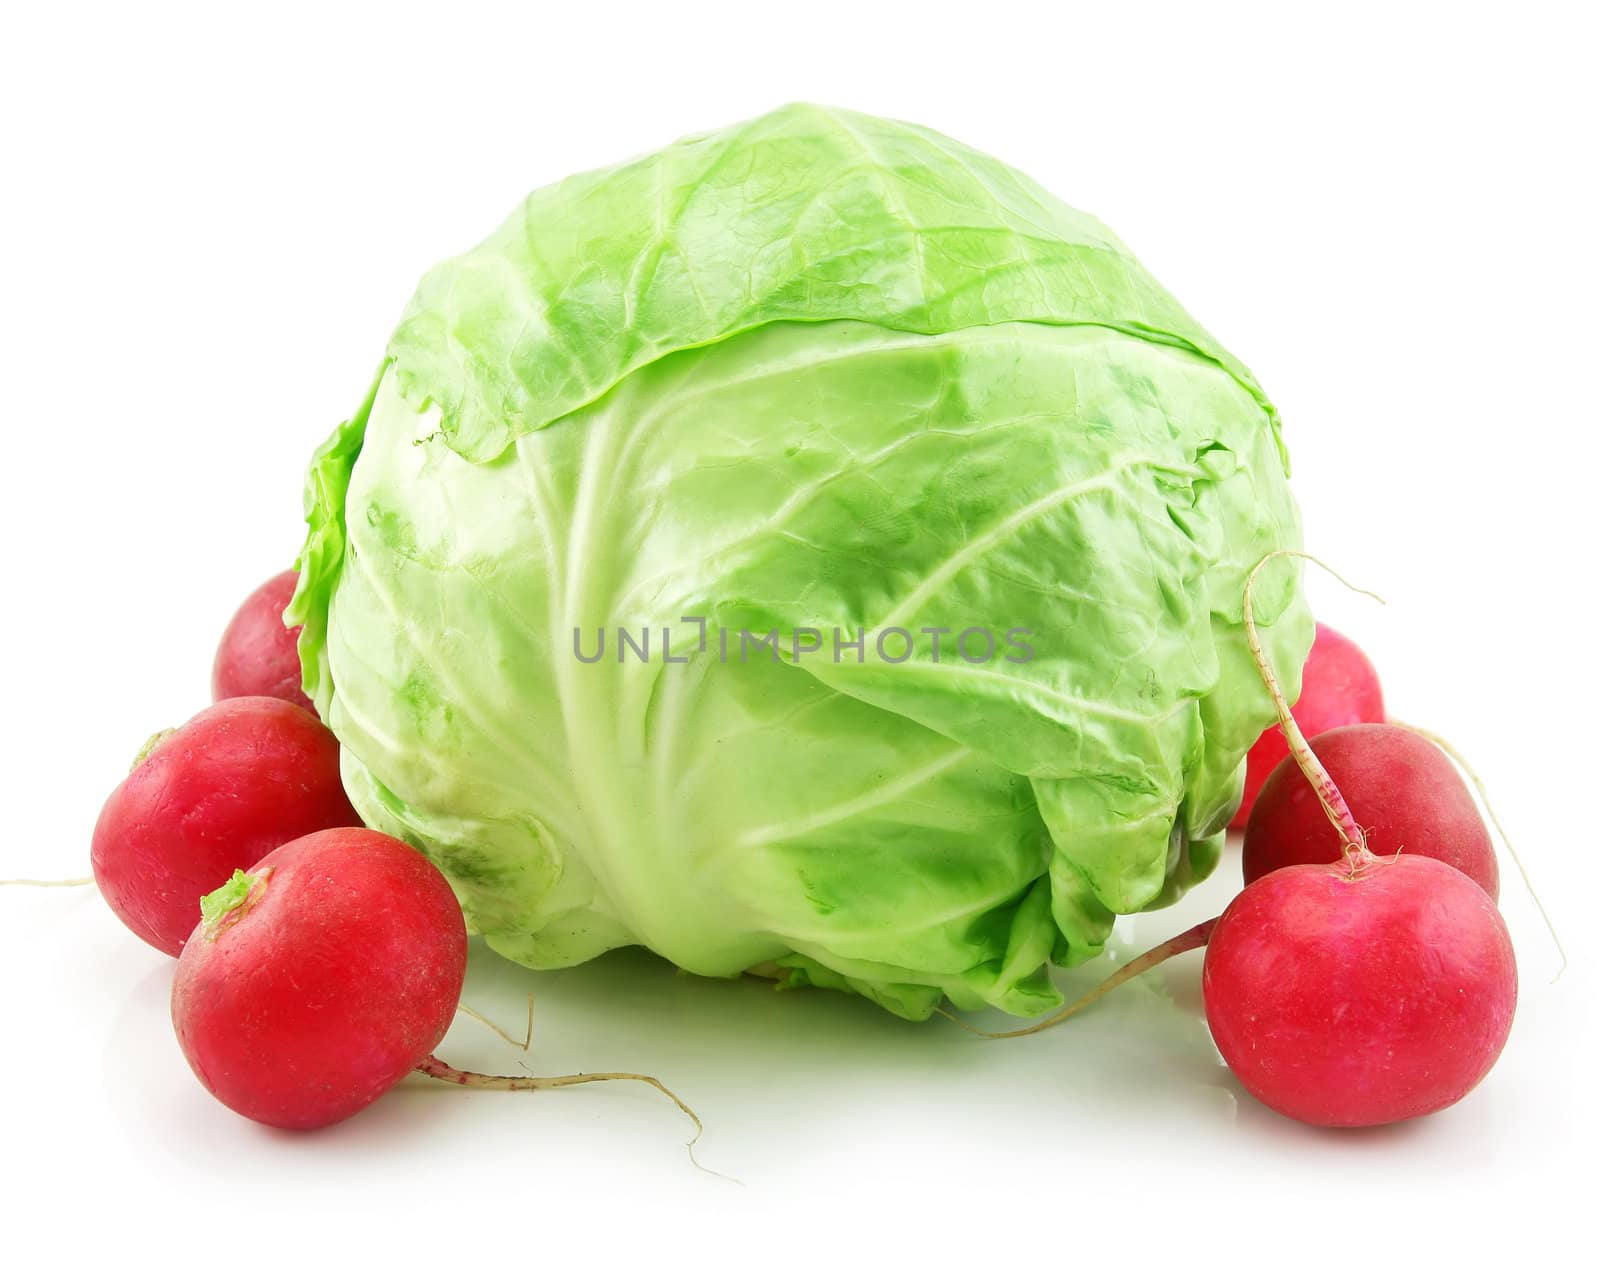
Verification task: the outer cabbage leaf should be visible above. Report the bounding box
[291,105,1310,1020]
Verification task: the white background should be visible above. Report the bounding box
[2,1,1594,1273]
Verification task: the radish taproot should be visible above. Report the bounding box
[1230,622,1384,829]
[212,570,313,712]
[1244,722,1499,898]
[91,697,360,955]
[172,828,467,1129]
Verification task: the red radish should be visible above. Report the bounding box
[171,830,704,1143]
[212,570,313,712]
[172,828,466,1130]
[1244,722,1499,898]
[1230,622,1384,829]
[1203,855,1515,1126]
[91,697,360,955]
[1202,552,1517,1126]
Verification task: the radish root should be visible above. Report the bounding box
[1392,721,1567,981]
[426,996,723,1177]
[0,876,93,888]
[937,917,1217,1039]
[456,995,536,1051]
[414,1053,724,1179]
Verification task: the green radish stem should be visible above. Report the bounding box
[1392,720,1567,981]
[131,728,176,770]
[198,868,271,940]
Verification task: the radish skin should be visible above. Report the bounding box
[1203,856,1516,1126]
[91,697,361,955]
[212,570,313,712]
[1244,723,1499,897]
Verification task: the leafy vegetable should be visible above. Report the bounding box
[289,104,1311,1019]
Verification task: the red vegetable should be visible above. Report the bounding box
[90,697,360,955]
[1203,855,1516,1126]
[171,828,467,1130]
[1244,722,1498,898]
[1208,553,1518,1125]
[211,570,313,712]
[1230,623,1384,829]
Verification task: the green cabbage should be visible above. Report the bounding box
[290,104,1311,1020]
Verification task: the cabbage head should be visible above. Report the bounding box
[290,104,1311,1020]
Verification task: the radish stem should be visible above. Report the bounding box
[1242,550,1382,867]
[938,916,1218,1039]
